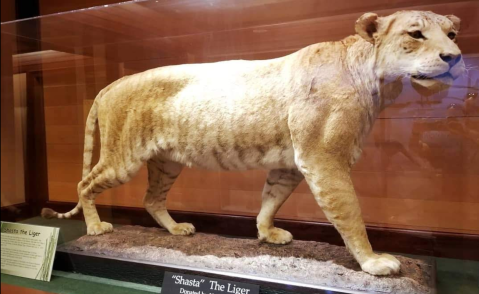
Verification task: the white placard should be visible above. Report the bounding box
[1,221,60,281]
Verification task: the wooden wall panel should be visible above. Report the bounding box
[0,74,28,207]
[1,33,27,208]
[46,144,83,163]
[5,0,477,234]
[1,0,15,23]
[1,33,16,207]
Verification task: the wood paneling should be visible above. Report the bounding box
[1,34,27,208]
[43,84,101,106]
[1,33,17,207]
[1,0,15,23]
[45,125,82,144]
[45,106,82,125]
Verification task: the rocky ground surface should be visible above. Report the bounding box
[60,225,435,294]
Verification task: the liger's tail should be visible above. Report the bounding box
[41,101,99,220]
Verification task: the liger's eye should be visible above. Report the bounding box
[408,30,425,39]
[447,32,456,40]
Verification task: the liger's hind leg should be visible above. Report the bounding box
[143,158,195,235]
[79,160,142,236]
[257,169,304,244]
[79,165,115,235]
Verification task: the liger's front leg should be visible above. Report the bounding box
[299,157,400,275]
[288,104,401,275]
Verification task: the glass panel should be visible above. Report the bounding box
[2,0,477,233]
[1,1,478,293]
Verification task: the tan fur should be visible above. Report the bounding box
[43,11,465,275]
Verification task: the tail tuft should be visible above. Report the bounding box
[41,208,58,219]
[41,203,82,219]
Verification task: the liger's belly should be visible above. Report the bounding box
[160,141,297,171]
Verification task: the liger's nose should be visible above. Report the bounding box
[440,53,462,67]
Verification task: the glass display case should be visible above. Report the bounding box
[1,1,478,294]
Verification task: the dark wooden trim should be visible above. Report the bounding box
[15,0,39,20]
[0,203,33,222]
[24,72,49,213]
[1,73,48,224]
[44,201,479,261]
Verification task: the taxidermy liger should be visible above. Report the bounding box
[43,10,465,275]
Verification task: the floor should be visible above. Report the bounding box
[1,271,159,294]
[2,284,53,294]
[1,217,478,294]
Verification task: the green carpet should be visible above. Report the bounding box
[2,217,478,294]
[436,257,479,294]
[1,271,159,294]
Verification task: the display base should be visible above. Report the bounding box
[53,226,435,294]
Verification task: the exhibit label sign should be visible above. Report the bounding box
[1,222,59,281]
[162,271,260,294]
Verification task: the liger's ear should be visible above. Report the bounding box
[446,15,461,31]
[355,13,379,43]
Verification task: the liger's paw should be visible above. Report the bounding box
[87,221,113,236]
[259,227,293,245]
[361,253,401,275]
[170,223,196,236]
